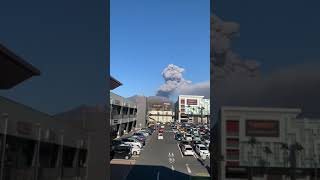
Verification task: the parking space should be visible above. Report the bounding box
[124,123,210,180]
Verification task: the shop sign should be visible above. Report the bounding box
[246,120,279,137]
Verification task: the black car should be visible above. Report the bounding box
[201,135,209,142]
[111,145,132,160]
[175,133,183,141]
[111,139,123,151]
[191,140,202,149]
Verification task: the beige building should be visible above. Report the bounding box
[146,96,174,124]
[175,95,210,124]
[213,106,320,180]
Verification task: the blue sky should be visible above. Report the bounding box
[0,0,108,114]
[110,0,210,98]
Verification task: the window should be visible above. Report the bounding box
[226,161,239,167]
[180,99,185,104]
[200,147,207,150]
[63,146,76,167]
[78,149,88,167]
[39,142,59,168]
[226,138,239,148]
[226,120,239,136]
[227,149,240,160]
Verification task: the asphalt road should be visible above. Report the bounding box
[125,125,210,180]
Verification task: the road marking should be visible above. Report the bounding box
[157,171,160,180]
[194,152,199,159]
[171,165,175,171]
[186,164,192,174]
[177,143,184,158]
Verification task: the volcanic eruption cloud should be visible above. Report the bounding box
[156,64,209,98]
[212,15,320,117]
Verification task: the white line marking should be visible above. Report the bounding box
[177,143,184,158]
[193,153,197,158]
[171,165,175,171]
[186,164,192,174]
[157,171,160,180]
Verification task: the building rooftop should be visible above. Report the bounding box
[110,76,122,90]
[0,43,40,89]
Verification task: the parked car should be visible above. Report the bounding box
[184,133,193,141]
[111,139,123,151]
[122,138,142,148]
[179,140,190,149]
[134,132,148,138]
[111,145,132,160]
[159,128,164,133]
[137,131,149,137]
[195,144,210,158]
[131,135,146,146]
[193,135,201,142]
[160,125,165,129]
[119,144,141,155]
[201,135,209,142]
[182,145,194,156]
[158,133,164,140]
[191,140,202,149]
[175,133,183,141]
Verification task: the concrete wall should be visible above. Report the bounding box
[131,96,147,128]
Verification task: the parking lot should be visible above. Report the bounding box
[111,123,210,180]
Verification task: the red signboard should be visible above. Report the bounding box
[246,120,279,137]
[186,99,197,105]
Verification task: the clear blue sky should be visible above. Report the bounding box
[0,0,108,114]
[110,0,210,98]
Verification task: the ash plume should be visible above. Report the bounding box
[212,15,260,80]
[156,64,209,98]
[156,64,191,98]
[212,15,320,117]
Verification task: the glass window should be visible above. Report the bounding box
[226,120,239,136]
[62,146,76,167]
[39,142,59,168]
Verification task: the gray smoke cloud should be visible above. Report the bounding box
[156,64,209,98]
[212,15,320,117]
[156,64,191,97]
[211,15,260,80]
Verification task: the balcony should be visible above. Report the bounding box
[111,114,122,119]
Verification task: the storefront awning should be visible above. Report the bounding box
[0,44,40,89]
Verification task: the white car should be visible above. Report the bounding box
[160,125,165,129]
[158,133,164,140]
[184,134,192,141]
[182,145,194,156]
[122,138,142,148]
[120,144,141,155]
[195,144,210,158]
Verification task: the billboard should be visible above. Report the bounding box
[245,120,279,137]
[187,99,198,105]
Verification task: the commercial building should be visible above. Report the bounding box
[212,106,320,180]
[110,92,137,139]
[146,96,174,124]
[0,44,89,180]
[175,95,210,124]
[127,95,148,129]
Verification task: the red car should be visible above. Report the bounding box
[159,128,164,133]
